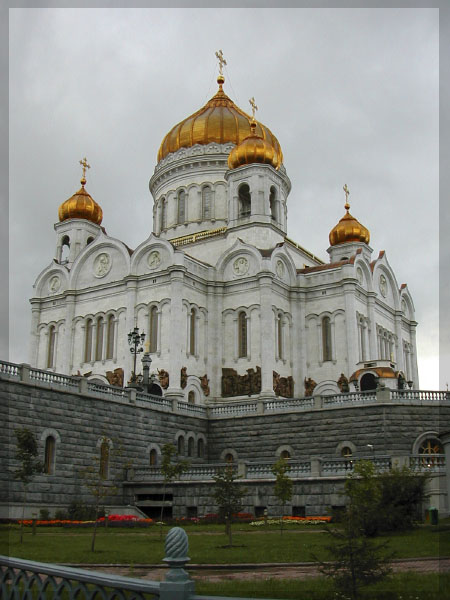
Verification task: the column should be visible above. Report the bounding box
[344,285,359,372]
[292,290,306,397]
[125,279,138,383]
[394,312,404,371]
[259,274,276,398]
[63,294,76,373]
[165,268,185,401]
[29,302,41,367]
[207,283,222,398]
[409,322,419,387]
[367,293,377,360]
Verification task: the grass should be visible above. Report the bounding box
[195,573,450,599]
[2,523,449,564]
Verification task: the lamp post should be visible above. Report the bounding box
[142,347,152,392]
[128,326,145,385]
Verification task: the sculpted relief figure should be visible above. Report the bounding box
[337,373,349,393]
[222,366,261,397]
[200,374,210,397]
[158,369,170,389]
[180,366,188,389]
[106,367,124,388]
[304,377,317,397]
[273,371,294,398]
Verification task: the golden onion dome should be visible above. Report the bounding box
[329,199,370,247]
[157,75,283,167]
[58,167,103,225]
[228,120,280,170]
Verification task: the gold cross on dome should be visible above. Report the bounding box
[215,49,227,76]
[343,183,350,203]
[79,157,91,182]
[249,97,258,119]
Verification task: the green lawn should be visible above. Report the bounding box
[2,524,449,565]
[195,573,450,600]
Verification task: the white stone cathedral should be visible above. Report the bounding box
[29,68,419,403]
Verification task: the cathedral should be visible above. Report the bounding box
[3,58,447,521]
[29,65,418,403]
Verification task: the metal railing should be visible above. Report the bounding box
[0,527,282,600]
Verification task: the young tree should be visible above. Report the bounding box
[14,428,44,543]
[159,443,190,539]
[345,460,428,536]
[79,435,128,552]
[213,465,246,546]
[316,514,393,600]
[271,456,293,535]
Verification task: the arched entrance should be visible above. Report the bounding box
[360,373,377,391]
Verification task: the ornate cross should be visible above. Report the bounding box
[249,97,258,119]
[343,183,350,203]
[79,157,91,181]
[215,49,227,77]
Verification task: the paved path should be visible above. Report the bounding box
[76,557,450,582]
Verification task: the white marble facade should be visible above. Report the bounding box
[30,122,419,403]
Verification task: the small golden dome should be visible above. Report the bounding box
[157,76,283,167]
[228,120,280,170]
[329,199,370,247]
[58,161,103,225]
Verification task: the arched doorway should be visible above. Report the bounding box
[360,373,377,391]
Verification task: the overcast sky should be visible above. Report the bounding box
[8,7,441,389]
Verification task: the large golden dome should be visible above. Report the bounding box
[58,172,103,225]
[228,120,280,170]
[329,200,370,247]
[157,76,283,167]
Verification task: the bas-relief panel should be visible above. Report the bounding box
[73,249,129,289]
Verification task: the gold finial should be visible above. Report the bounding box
[343,183,350,210]
[215,49,227,87]
[79,157,90,187]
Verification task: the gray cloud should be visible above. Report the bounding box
[8,7,439,387]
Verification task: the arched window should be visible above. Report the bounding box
[149,306,158,353]
[44,436,56,475]
[280,449,290,460]
[202,186,212,220]
[86,236,94,246]
[150,448,158,466]
[60,236,70,262]
[270,186,277,220]
[160,197,167,230]
[178,190,186,224]
[188,390,195,404]
[225,453,234,464]
[197,438,205,458]
[238,311,248,358]
[47,325,56,369]
[341,446,353,459]
[106,315,115,360]
[322,316,332,362]
[188,437,194,457]
[189,308,196,355]
[277,314,283,360]
[238,184,251,218]
[95,317,104,361]
[84,319,93,362]
[99,441,110,479]
[177,436,185,455]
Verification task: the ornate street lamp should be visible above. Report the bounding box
[128,326,145,384]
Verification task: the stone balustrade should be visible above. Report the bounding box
[1,360,448,421]
[129,454,444,483]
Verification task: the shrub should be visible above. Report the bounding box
[39,509,50,520]
[54,509,68,520]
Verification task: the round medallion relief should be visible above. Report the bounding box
[379,274,387,297]
[233,256,249,276]
[276,260,285,279]
[147,250,161,270]
[48,275,61,293]
[94,252,112,278]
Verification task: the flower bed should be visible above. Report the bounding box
[17,514,154,527]
[250,516,332,526]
